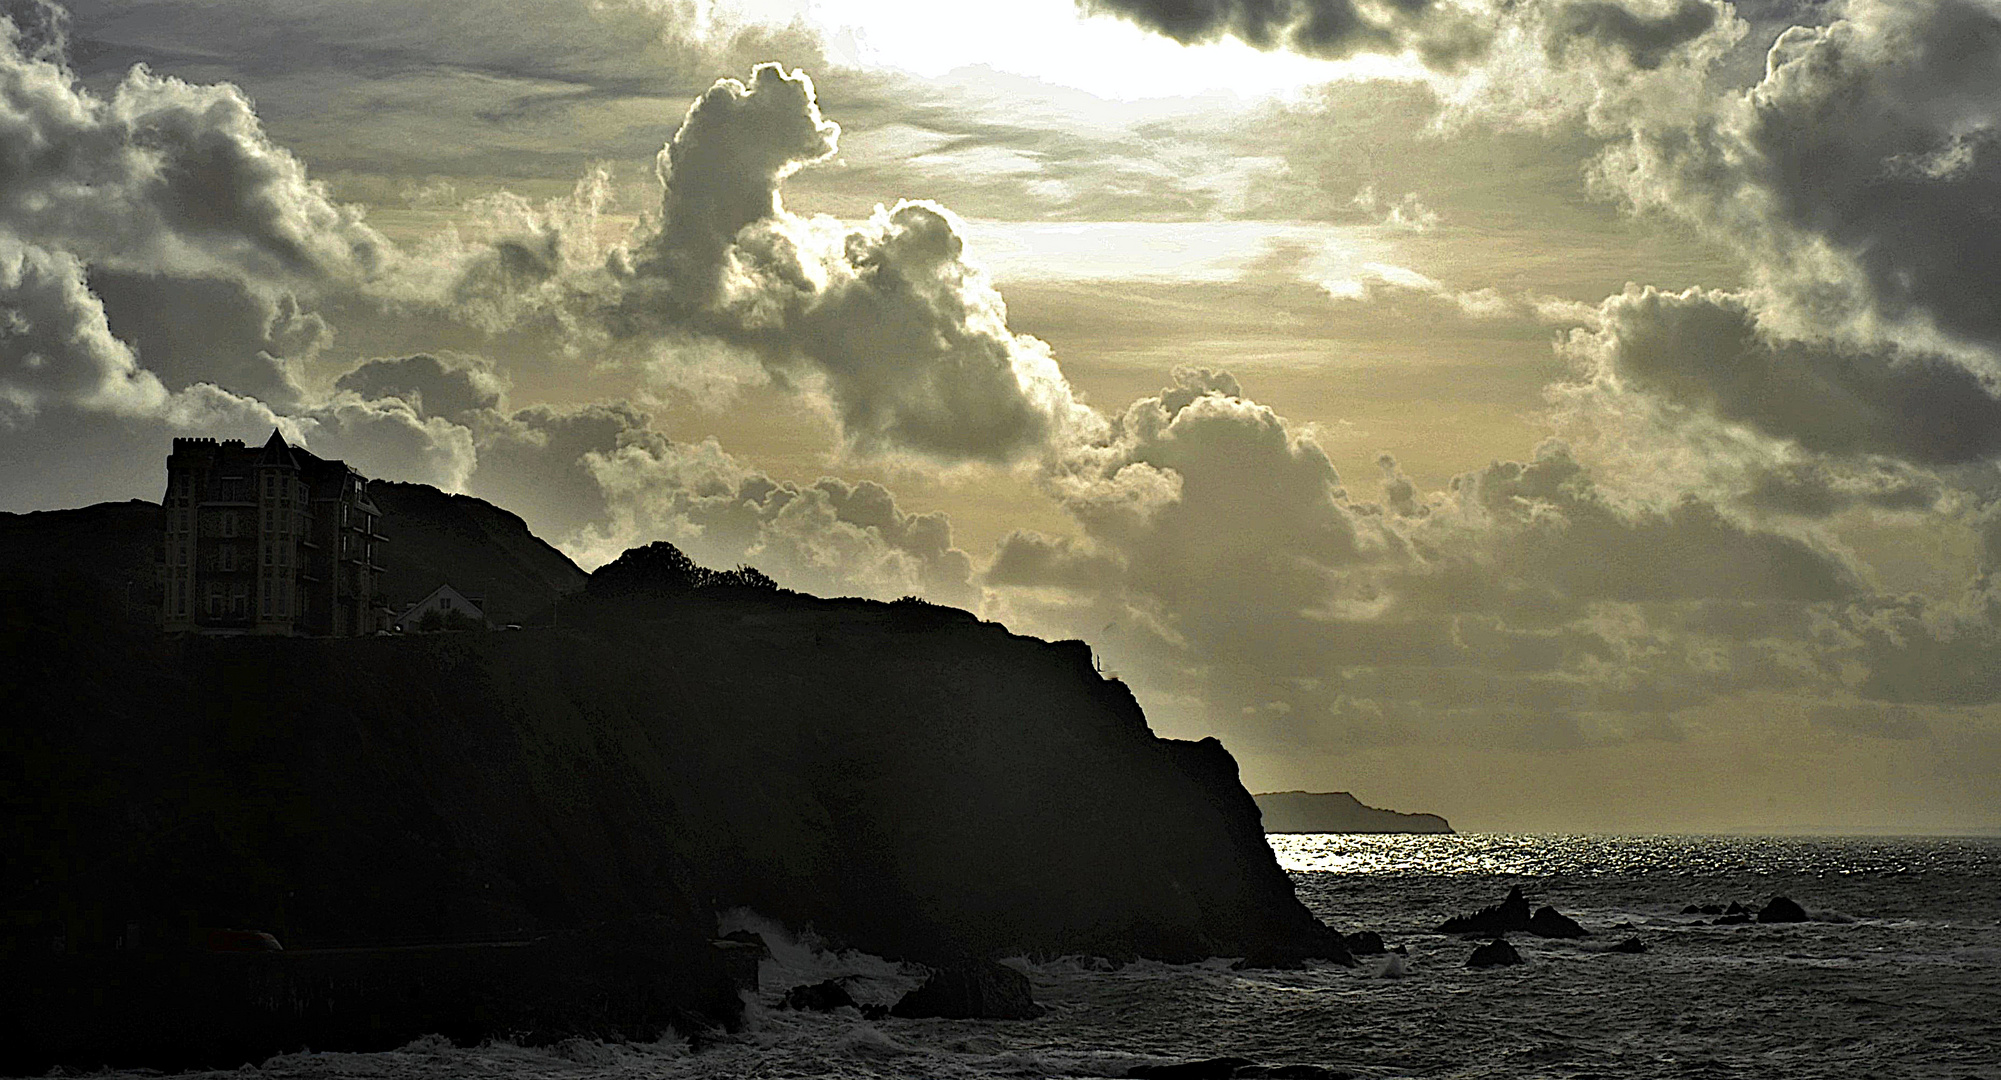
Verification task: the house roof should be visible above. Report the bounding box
[399,583,484,617]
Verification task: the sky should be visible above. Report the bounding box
[3,0,2000,833]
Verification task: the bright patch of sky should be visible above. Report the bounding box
[720,0,1393,100]
[955,219,1392,284]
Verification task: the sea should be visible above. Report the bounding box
[73,834,2001,1080]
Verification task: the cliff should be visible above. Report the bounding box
[0,496,1344,1070]
[1254,791,1454,834]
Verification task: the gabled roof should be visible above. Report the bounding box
[255,429,301,470]
[398,582,484,618]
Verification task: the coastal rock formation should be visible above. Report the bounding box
[1466,939,1525,968]
[1527,906,1590,939]
[1439,886,1533,935]
[1341,931,1386,955]
[1757,896,1810,923]
[782,980,859,1012]
[890,961,1045,1020]
[1608,937,1650,954]
[1,493,1345,1070]
[1252,791,1453,834]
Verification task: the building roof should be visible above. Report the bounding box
[255,429,302,471]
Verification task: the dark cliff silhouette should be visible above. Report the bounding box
[1254,790,1453,834]
[1,489,1346,1070]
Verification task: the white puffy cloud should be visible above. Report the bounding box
[600,63,1102,464]
[0,18,387,290]
[0,237,165,420]
[988,369,1881,758]
[574,435,978,601]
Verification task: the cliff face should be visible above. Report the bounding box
[1,496,1343,1065]
[1254,791,1454,834]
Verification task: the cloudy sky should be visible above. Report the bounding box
[5,0,2000,833]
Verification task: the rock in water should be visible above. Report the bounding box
[782,980,856,1012]
[1439,886,1532,935]
[720,929,771,956]
[1466,939,1524,968]
[1757,896,1810,923]
[1234,1066,1354,1079]
[890,961,1044,1020]
[1609,937,1649,954]
[1342,931,1386,955]
[1124,1058,1255,1080]
[1527,906,1590,939]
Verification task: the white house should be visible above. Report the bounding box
[394,584,487,632]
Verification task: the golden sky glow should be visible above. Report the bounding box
[5,0,2000,833]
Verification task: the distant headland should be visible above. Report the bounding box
[1254,791,1454,834]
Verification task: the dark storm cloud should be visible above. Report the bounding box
[1577,287,2001,466]
[1549,0,1720,68]
[1080,0,1736,69]
[1577,0,2001,481]
[91,272,328,409]
[1078,0,1491,66]
[335,353,506,422]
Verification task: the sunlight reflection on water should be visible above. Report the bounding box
[1268,832,2001,877]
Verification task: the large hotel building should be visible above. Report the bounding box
[161,431,386,636]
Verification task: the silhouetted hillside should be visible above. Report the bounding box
[1255,790,1454,834]
[1,485,1347,1068]
[0,485,586,629]
[370,482,586,624]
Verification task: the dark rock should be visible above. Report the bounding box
[1466,939,1524,968]
[709,939,763,992]
[1757,896,1810,923]
[782,980,856,1012]
[890,961,1044,1020]
[1699,904,1725,915]
[1125,1058,1255,1080]
[1234,1066,1353,1079]
[1713,913,1753,925]
[1680,905,1701,914]
[1439,886,1532,935]
[861,1003,888,1021]
[1527,906,1589,939]
[720,929,771,956]
[1725,901,1747,915]
[1341,931,1385,956]
[1608,937,1649,954]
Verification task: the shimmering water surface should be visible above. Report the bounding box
[71,835,2001,1080]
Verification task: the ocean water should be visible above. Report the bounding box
[88,835,2001,1080]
